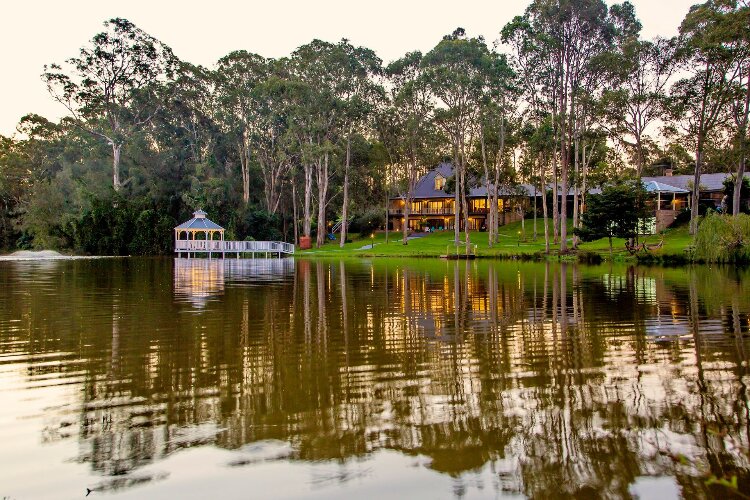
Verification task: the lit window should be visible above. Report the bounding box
[435,175,445,191]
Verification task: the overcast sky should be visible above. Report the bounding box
[0,0,696,136]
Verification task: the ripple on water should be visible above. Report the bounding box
[0,259,748,498]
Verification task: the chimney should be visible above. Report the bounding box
[664,168,673,177]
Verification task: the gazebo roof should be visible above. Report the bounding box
[175,210,225,231]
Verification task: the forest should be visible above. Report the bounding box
[0,0,748,255]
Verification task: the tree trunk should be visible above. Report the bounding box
[238,132,251,205]
[316,153,329,248]
[734,69,750,216]
[340,137,351,248]
[636,136,645,178]
[560,139,569,254]
[734,156,746,216]
[581,143,589,221]
[552,153,559,245]
[454,156,460,246]
[493,116,506,245]
[540,153,550,254]
[533,185,538,241]
[690,142,703,235]
[403,196,410,245]
[572,136,580,250]
[459,152,470,254]
[292,181,299,245]
[491,186,499,244]
[385,183,389,244]
[480,125,493,247]
[303,163,313,237]
[112,143,122,192]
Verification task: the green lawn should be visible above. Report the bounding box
[297,220,695,261]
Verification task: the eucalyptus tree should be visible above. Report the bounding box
[600,38,679,176]
[527,117,557,253]
[281,71,319,242]
[42,18,178,193]
[215,51,268,205]
[251,70,294,215]
[478,52,518,247]
[376,51,437,245]
[670,2,739,234]
[502,15,558,253]
[290,39,369,248]
[503,0,618,253]
[702,0,750,216]
[333,41,382,247]
[422,28,491,252]
[164,63,219,170]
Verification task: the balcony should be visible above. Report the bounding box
[389,207,454,216]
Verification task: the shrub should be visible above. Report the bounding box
[351,207,385,237]
[694,213,750,263]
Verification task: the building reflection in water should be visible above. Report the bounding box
[173,258,295,308]
[0,259,749,497]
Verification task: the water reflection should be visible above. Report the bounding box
[0,259,749,498]
[173,258,295,308]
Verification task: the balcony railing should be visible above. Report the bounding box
[389,207,455,215]
[389,206,496,215]
[175,240,295,254]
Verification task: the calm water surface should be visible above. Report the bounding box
[1,258,749,499]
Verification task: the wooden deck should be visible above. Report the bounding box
[175,240,294,258]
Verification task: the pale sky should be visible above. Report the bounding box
[0,0,696,136]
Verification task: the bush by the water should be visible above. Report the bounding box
[694,213,750,263]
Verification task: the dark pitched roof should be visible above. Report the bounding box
[408,162,538,199]
[395,164,749,203]
[412,162,454,199]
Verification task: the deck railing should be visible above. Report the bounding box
[389,207,454,215]
[175,240,295,254]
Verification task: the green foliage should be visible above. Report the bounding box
[575,181,649,252]
[2,7,747,260]
[234,208,283,242]
[694,212,750,263]
[69,197,177,255]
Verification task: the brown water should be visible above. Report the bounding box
[0,258,749,499]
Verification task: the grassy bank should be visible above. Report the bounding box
[297,219,694,262]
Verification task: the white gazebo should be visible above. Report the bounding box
[173,209,295,259]
[174,210,225,258]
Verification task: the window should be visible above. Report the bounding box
[434,175,445,191]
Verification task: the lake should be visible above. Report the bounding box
[0,258,749,499]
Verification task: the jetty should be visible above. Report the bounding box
[174,210,294,258]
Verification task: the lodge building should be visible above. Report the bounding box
[388,163,750,234]
[388,163,534,232]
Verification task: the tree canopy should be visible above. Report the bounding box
[0,3,748,254]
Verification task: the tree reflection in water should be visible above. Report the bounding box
[0,258,749,497]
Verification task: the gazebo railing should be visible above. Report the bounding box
[175,240,295,254]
